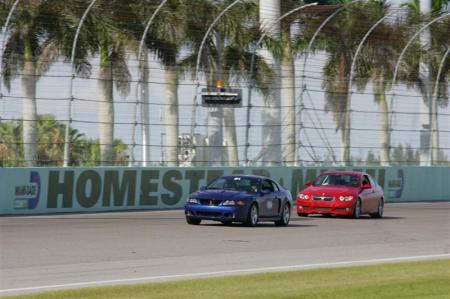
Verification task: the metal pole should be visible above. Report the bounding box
[63,0,98,167]
[392,13,450,93]
[244,2,318,164]
[297,0,358,165]
[391,13,450,108]
[0,0,20,107]
[344,11,396,166]
[430,47,450,165]
[135,0,168,167]
[190,0,243,140]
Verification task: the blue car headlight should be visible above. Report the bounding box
[187,198,199,204]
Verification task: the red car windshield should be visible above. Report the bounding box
[314,174,360,187]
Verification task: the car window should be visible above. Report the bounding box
[362,175,371,186]
[368,175,377,187]
[206,176,260,193]
[315,174,360,187]
[262,180,275,192]
[271,180,280,192]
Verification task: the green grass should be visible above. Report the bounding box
[6,259,450,299]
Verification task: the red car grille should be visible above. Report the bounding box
[313,196,334,201]
[315,207,332,212]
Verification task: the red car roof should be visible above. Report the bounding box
[320,170,366,176]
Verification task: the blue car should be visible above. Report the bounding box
[185,175,292,226]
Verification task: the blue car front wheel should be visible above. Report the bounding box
[275,203,290,226]
[245,203,259,227]
[186,217,201,225]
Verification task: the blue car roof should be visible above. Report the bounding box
[219,174,268,180]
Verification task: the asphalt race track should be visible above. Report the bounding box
[1,202,449,296]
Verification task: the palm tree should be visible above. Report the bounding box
[0,118,22,166]
[349,2,404,166]
[1,0,93,166]
[1,0,52,166]
[85,0,133,165]
[401,0,450,165]
[258,0,282,166]
[179,0,264,166]
[311,1,387,165]
[132,0,190,166]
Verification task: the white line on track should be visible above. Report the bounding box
[1,253,449,294]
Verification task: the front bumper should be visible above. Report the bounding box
[297,200,354,215]
[185,204,249,222]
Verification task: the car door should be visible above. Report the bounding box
[259,179,277,217]
[270,180,282,216]
[368,175,382,210]
[360,175,376,213]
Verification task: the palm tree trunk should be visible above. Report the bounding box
[98,50,114,165]
[376,93,390,166]
[431,93,439,165]
[164,67,179,166]
[338,54,351,165]
[223,107,238,165]
[22,59,38,166]
[281,31,296,166]
[419,0,432,166]
[259,0,281,166]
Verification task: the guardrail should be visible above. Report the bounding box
[1,166,449,215]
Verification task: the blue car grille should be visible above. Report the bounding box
[199,199,222,206]
[196,211,223,218]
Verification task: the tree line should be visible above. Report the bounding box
[0,0,449,167]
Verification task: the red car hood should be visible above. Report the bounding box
[303,185,359,196]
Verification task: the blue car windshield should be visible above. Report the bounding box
[315,174,360,187]
[206,176,260,193]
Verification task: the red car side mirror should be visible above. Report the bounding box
[362,183,371,189]
[305,180,312,187]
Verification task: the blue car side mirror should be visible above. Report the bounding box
[200,186,206,191]
[261,188,271,195]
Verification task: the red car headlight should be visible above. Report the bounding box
[298,193,309,200]
[339,196,354,202]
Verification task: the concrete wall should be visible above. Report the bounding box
[1,166,448,215]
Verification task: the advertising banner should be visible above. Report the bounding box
[0,166,448,215]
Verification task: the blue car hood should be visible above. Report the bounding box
[192,190,254,200]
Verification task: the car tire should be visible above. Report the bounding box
[245,203,259,227]
[275,204,290,226]
[353,199,362,219]
[297,213,308,217]
[221,220,232,225]
[370,199,384,218]
[186,217,201,225]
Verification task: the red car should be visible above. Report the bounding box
[297,171,384,219]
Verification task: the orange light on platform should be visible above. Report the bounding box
[215,80,224,89]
